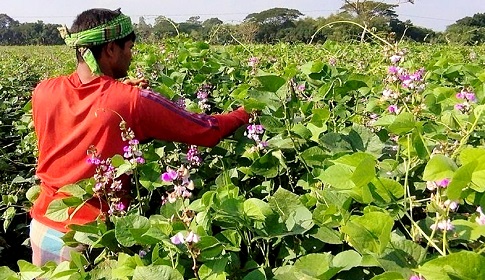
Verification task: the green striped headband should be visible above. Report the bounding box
[58,14,134,74]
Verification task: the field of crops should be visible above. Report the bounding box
[1,37,485,279]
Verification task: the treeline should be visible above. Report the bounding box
[0,14,64,45]
[1,1,485,46]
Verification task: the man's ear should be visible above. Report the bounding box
[103,42,117,59]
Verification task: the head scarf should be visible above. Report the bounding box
[58,14,134,74]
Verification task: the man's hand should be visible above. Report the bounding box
[122,78,149,89]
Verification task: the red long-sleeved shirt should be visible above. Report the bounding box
[31,73,249,232]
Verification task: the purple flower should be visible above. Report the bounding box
[129,139,139,145]
[410,276,424,280]
[454,103,465,111]
[114,201,127,211]
[388,66,398,74]
[390,55,401,64]
[388,105,399,114]
[87,157,101,165]
[139,250,147,258]
[175,98,186,109]
[456,91,466,99]
[186,231,200,243]
[430,219,454,231]
[436,178,450,188]
[296,84,306,92]
[187,145,202,166]
[465,92,476,102]
[161,169,178,182]
[197,91,208,100]
[248,57,259,67]
[170,232,185,245]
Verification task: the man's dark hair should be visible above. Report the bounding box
[70,8,136,61]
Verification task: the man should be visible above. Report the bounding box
[30,8,249,266]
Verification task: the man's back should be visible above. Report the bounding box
[31,73,139,231]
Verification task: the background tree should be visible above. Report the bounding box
[445,13,485,45]
[244,8,304,43]
[153,16,179,39]
[134,17,153,42]
[340,0,399,41]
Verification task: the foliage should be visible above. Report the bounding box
[2,35,485,279]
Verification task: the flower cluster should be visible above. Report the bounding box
[123,139,145,165]
[244,124,268,152]
[454,89,477,113]
[175,97,186,109]
[443,199,459,211]
[248,57,259,67]
[160,165,195,204]
[186,145,202,166]
[426,178,450,191]
[383,66,426,100]
[476,207,485,225]
[87,145,127,216]
[410,275,425,280]
[296,84,306,92]
[170,231,200,245]
[248,57,259,74]
[430,218,454,232]
[196,84,213,111]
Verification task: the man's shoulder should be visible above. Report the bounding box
[35,75,70,89]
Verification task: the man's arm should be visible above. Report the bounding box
[134,89,249,147]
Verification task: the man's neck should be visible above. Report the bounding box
[76,62,101,84]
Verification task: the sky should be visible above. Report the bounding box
[1,0,484,32]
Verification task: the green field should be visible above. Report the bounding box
[1,39,485,279]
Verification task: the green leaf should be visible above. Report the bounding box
[307,123,327,142]
[45,199,70,222]
[25,185,40,203]
[415,251,485,280]
[318,164,354,190]
[116,163,133,178]
[294,253,332,278]
[300,146,328,167]
[310,108,330,127]
[268,188,301,220]
[447,161,476,199]
[341,212,394,255]
[388,112,415,135]
[422,154,457,181]
[291,123,312,139]
[250,152,281,178]
[351,156,376,188]
[460,148,485,166]
[332,250,362,272]
[259,116,285,133]
[111,154,125,167]
[132,265,183,280]
[17,260,43,280]
[58,183,87,198]
[243,268,267,280]
[114,215,151,247]
[255,74,287,93]
[196,236,224,261]
[244,198,273,221]
[0,266,19,280]
[369,178,405,203]
[311,225,343,245]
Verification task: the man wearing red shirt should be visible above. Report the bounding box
[30,8,249,266]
